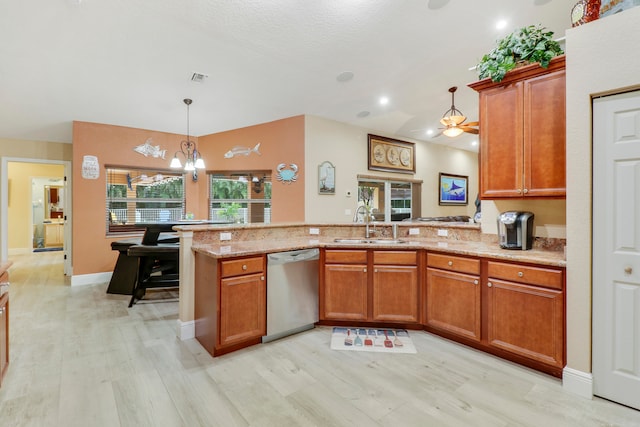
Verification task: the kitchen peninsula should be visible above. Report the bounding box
[174,222,566,376]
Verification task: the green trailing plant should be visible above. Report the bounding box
[476,24,564,82]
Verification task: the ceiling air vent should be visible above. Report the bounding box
[191,72,208,83]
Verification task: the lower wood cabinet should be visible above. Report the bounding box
[322,250,368,321]
[422,253,565,377]
[425,253,481,342]
[0,271,9,388]
[321,249,420,324]
[44,223,64,247]
[194,253,266,356]
[486,261,565,371]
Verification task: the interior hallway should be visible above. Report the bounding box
[1,252,640,427]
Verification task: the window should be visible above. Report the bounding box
[106,168,185,234]
[209,172,272,224]
[357,177,420,222]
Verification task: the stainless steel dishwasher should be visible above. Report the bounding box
[263,248,319,343]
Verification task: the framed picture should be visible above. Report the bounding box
[368,134,415,174]
[318,161,335,194]
[439,173,468,205]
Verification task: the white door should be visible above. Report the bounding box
[593,90,640,410]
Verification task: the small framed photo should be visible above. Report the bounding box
[368,134,415,174]
[439,173,468,205]
[318,161,335,194]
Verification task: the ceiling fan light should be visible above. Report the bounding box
[448,115,466,125]
[443,126,464,137]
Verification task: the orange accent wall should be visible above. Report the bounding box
[72,116,305,276]
[198,115,305,223]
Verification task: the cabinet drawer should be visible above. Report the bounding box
[221,256,264,278]
[325,250,367,264]
[487,261,563,290]
[427,253,480,275]
[373,250,417,266]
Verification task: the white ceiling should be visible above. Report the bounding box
[1,0,575,152]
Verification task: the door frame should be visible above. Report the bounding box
[1,157,72,275]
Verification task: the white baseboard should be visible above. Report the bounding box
[563,367,593,399]
[70,272,112,287]
[177,320,195,340]
[8,247,32,255]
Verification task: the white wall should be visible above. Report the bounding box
[565,6,640,376]
[304,115,478,223]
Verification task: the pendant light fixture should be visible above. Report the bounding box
[170,98,205,181]
[437,87,479,138]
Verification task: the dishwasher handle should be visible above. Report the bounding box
[267,249,319,265]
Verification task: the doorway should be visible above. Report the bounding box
[1,158,72,275]
[592,89,640,410]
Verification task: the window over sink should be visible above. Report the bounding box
[357,176,421,222]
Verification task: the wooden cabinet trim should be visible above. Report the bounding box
[373,250,417,265]
[325,249,368,264]
[427,252,480,275]
[220,255,265,278]
[487,260,563,290]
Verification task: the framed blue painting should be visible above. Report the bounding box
[439,173,468,205]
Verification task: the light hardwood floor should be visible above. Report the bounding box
[2,252,640,427]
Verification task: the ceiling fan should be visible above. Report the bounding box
[436,86,479,137]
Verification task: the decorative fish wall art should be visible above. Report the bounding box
[224,143,261,159]
[133,138,166,159]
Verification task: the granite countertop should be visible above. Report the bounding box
[192,237,565,267]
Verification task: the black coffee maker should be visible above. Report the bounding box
[497,211,534,250]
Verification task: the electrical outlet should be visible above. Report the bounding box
[220,232,232,241]
[437,229,448,237]
[309,228,320,235]
[409,228,419,235]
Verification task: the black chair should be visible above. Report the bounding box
[107,233,179,295]
[127,243,180,307]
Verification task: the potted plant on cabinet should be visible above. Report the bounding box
[476,24,564,83]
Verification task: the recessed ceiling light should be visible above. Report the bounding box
[336,71,354,82]
[379,96,389,105]
[426,129,434,136]
[495,20,507,30]
[471,140,478,146]
[357,111,370,118]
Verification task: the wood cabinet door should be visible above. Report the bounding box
[219,272,266,347]
[486,278,564,368]
[323,264,368,321]
[479,82,524,198]
[523,69,566,197]
[425,268,481,342]
[372,264,419,323]
[0,294,7,385]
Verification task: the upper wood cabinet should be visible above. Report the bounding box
[469,55,566,199]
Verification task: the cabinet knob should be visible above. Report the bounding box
[474,280,478,285]
[261,276,265,281]
[242,264,247,270]
[517,189,522,194]
[517,271,524,278]
[363,268,367,273]
[523,188,529,194]
[625,266,633,274]
[488,282,493,287]
[448,261,453,266]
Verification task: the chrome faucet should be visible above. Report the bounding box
[353,205,374,238]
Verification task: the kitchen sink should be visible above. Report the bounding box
[333,238,408,245]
